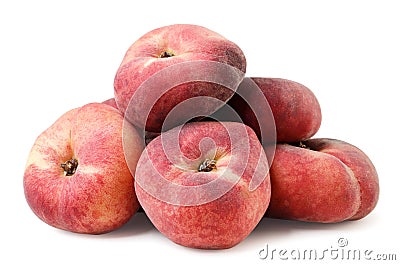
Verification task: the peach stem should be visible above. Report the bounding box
[159,50,175,58]
[198,159,217,172]
[61,158,78,176]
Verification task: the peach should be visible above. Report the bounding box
[102,97,118,109]
[265,138,379,222]
[214,77,321,143]
[102,98,159,147]
[23,103,144,234]
[134,121,270,249]
[114,24,246,133]
[304,139,379,220]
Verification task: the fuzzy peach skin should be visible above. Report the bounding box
[102,97,118,109]
[134,121,271,249]
[221,77,321,143]
[102,98,160,147]
[23,103,144,234]
[265,139,379,222]
[114,24,246,133]
[303,139,379,220]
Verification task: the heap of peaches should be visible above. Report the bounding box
[23,24,379,249]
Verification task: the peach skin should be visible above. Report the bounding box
[217,77,321,143]
[114,24,246,133]
[265,138,379,222]
[134,121,270,249]
[23,103,144,234]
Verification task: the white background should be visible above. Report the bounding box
[1,0,399,264]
